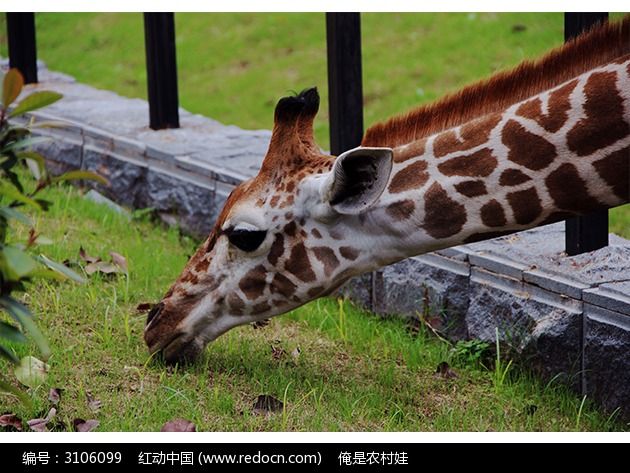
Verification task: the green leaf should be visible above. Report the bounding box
[0,180,42,210]
[0,296,50,360]
[2,69,24,108]
[0,246,37,280]
[25,267,66,281]
[3,136,51,152]
[29,120,68,129]
[14,355,49,388]
[0,207,32,226]
[36,254,85,284]
[0,321,27,344]
[0,345,20,364]
[0,373,31,406]
[9,91,62,118]
[53,170,109,187]
[16,150,47,180]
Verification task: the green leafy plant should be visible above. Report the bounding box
[0,68,107,403]
[450,339,491,367]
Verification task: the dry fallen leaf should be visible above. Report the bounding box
[291,347,301,361]
[0,414,23,431]
[73,419,100,432]
[251,319,270,329]
[161,418,196,432]
[48,388,61,405]
[270,344,286,361]
[85,261,123,275]
[253,395,283,415]
[434,361,459,380]
[86,393,102,413]
[79,246,101,264]
[15,356,49,388]
[27,408,56,432]
[109,251,128,272]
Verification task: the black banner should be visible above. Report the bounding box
[2,443,626,471]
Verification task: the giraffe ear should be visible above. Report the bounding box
[322,147,394,215]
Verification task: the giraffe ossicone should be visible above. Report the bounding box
[145,17,630,363]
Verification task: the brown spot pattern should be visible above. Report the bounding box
[386,200,416,221]
[454,180,487,197]
[270,273,297,298]
[253,301,271,313]
[567,71,630,156]
[507,187,543,225]
[516,79,577,133]
[499,168,532,186]
[546,163,602,213]
[227,293,245,316]
[312,246,340,276]
[422,183,467,239]
[284,221,297,237]
[480,200,507,227]
[388,160,429,193]
[393,139,426,162]
[239,265,267,300]
[339,246,359,261]
[311,228,322,239]
[285,243,316,282]
[268,233,284,266]
[593,146,630,201]
[437,148,498,177]
[503,119,557,170]
[433,114,501,158]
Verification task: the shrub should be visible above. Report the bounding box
[0,68,106,403]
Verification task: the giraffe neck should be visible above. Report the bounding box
[361,56,630,263]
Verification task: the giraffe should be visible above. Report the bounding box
[145,17,630,363]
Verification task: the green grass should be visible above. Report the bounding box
[0,180,625,431]
[0,13,627,234]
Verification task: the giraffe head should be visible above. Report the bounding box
[144,88,394,363]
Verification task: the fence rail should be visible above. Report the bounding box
[3,12,613,255]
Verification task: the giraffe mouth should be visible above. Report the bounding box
[148,331,204,365]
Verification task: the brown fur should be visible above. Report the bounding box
[454,180,487,197]
[566,70,630,156]
[422,183,467,238]
[507,187,543,225]
[480,200,507,227]
[593,146,630,201]
[437,148,498,177]
[362,16,630,148]
[388,160,429,193]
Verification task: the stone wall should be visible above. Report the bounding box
[4,59,629,421]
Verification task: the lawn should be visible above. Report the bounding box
[1,180,624,431]
[0,13,629,431]
[0,12,627,234]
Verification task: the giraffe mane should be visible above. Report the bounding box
[362,15,630,148]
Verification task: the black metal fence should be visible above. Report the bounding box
[4,12,611,255]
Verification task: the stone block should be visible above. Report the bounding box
[374,255,471,340]
[33,136,82,174]
[82,146,147,208]
[583,281,630,315]
[583,304,630,420]
[468,267,582,383]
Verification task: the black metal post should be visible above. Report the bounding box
[143,13,180,130]
[326,13,364,155]
[6,13,38,84]
[564,13,609,256]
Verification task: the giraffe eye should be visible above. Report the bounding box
[226,228,267,252]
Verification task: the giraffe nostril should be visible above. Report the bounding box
[146,302,165,327]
